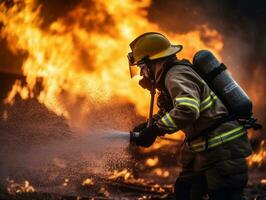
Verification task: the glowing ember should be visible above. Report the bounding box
[82,178,94,186]
[152,168,170,178]
[150,184,165,193]
[62,178,69,186]
[6,178,36,194]
[99,187,110,197]
[2,110,8,121]
[0,0,223,123]
[145,156,159,167]
[108,169,132,181]
[261,179,266,185]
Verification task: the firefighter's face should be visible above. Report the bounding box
[138,63,150,79]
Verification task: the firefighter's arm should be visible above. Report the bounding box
[132,109,165,133]
[156,67,201,133]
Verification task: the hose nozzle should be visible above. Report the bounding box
[130,131,140,143]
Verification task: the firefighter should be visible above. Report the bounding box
[128,32,252,200]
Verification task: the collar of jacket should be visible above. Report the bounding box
[154,56,179,90]
[156,57,193,91]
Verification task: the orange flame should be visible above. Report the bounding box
[0,0,223,124]
[247,140,266,167]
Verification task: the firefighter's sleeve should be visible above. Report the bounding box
[156,67,201,133]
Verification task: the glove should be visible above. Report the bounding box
[131,124,163,147]
[133,122,147,132]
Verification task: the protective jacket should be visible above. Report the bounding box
[153,59,252,171]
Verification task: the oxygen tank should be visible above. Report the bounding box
[193,50,252,118]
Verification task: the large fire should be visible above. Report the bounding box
[0,0,223,123]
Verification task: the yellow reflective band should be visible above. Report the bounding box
[191,126,244,148]
[166,113,177,128]
[175,97,200,107]
[200,96,218,112]
[190,126,246,152]
[175,97,200,113]
[161,117,170,127]
[160,113,177,131]
[201,93,212,105]
[161,115,175,131]
[191,130,246,152]
[177,102,200,113]
[208,131,246,149]
[201,80,207,85]
[201,92,216,104]
[212,126,244,141]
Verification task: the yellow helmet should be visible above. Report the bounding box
[127,32,182,77]
[129,32,182,65]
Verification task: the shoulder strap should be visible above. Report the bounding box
[158,58,193,89]
[167,59,193,69]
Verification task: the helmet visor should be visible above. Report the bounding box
[127,52,140,78]
[129,65,140,78]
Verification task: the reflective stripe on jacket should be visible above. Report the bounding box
[189,125,246,152]
[154,64,252,169]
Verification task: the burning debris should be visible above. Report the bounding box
[6,178,36,195]
[248,140,266,168]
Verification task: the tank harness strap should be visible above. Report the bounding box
[205,63,227,82]
[238,117,262,130]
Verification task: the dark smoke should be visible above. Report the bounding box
[149,0,266,66]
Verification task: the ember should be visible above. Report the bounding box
[6,178,35,194]
[82,178,94,186]
[145,156,159,167]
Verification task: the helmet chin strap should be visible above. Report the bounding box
[147,78,156,128]
[141,57,156,128]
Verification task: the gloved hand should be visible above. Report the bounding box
[133,122,147,132]
[130,124,163,147]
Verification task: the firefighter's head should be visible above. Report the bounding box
[127,32,182,80]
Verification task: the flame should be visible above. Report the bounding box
[247,140,266,167]
[0,0,223,123]
[108,169,171,194]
